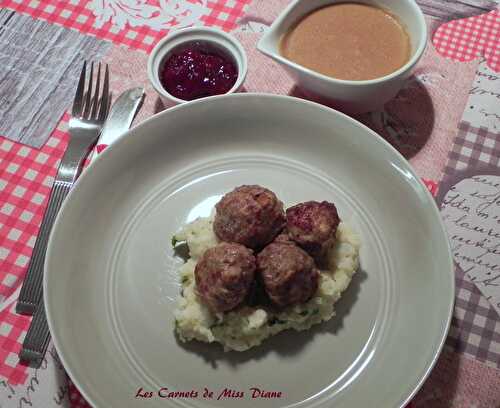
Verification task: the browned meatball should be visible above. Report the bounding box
[214,185,285,249]
[273,231,294,244]
[195,242,256,312]
[286,201,340,259]
[257,241,319,307]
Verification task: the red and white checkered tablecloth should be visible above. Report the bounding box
[0,122,68,386]
[0,1,500,407]
[433,8,500,71]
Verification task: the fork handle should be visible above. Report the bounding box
[16,181,71,315]
[19,300,51,365]
[17,130,98,315]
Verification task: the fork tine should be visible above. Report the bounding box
[98,64,110,122]
[83,62,94,119]
[90,63,101,120]
[71,61,86,118]
[108,91,112,113]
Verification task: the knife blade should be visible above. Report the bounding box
[90,87,145,163]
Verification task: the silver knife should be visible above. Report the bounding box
[19,87,145,366]
[90,86,145,163]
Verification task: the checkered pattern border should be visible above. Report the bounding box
[444,121,500,174]
[2,0,252,53]
[441,121,500,368]
[433,8,500,71]
[0,118,68,301]
[201,0,251,31]
[447,266,500,368]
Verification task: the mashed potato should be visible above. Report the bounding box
[173,216,360,351]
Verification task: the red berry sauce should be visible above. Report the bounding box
[160,41,238,101]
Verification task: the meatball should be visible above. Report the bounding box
[257,241,319,307]
[286,201,340,259]
[195,242,256,312]
[273,231,294,244]
[214,185,285,249]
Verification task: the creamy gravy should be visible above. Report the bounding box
[281,3,411,81]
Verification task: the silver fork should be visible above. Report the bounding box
[17,62,110,316]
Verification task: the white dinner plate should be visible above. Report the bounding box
[45,94,454,408]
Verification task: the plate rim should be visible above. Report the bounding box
[44,92,455,408]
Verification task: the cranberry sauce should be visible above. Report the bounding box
[160,41,238,101]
